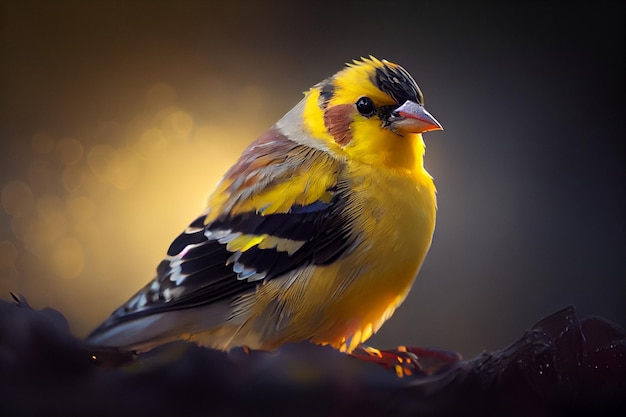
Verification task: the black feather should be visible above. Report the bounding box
[106,183,358,321]
[373,63,424,105]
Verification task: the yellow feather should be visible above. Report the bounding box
[226,234,267,253]
[302,88,335,143]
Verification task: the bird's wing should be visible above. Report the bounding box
[98,127,358,327]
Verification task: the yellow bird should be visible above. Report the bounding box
[86,56,442,355]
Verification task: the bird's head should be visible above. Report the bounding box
[298,56,442,170]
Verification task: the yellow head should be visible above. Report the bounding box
[301,56,442,171]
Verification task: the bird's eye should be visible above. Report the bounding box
[356,97,376,117]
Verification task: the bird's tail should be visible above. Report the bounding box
[85,300,235,353]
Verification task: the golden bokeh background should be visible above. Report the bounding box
[1,0,624,358]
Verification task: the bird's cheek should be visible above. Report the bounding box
[323,104,355,146]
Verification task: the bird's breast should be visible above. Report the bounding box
[306,165,437,350]
[348,165,436,291]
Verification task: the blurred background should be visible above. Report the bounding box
[0,0,623,359]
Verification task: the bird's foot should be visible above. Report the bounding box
[350,345,462,377]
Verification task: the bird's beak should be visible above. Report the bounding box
[389,100,443,134]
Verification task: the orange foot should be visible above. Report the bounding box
[350,345,462,377]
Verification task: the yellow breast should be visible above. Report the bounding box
[303,163,437,352]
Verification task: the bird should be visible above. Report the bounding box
[86,56,442,356]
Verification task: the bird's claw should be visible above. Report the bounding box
[351,345,462,377]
